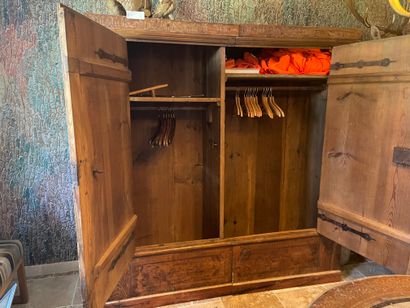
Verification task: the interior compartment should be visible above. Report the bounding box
[128,42,222,98]
[224,47,329,237]
[130,104,221,246]
[224,90,327,237]
[127,43,329,246]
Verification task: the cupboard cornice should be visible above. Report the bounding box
[86,13,363,48]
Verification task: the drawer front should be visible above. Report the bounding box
[233,237,324,283]
[133,247,232,296]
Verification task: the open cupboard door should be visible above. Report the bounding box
[58,5,137,307]
[317,35,410,274]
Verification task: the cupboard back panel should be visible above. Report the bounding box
[203,106,221,239]
[131,109,220,246]
[128,43,221,97]
[224,92,326,237]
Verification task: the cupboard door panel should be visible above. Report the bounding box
[318,36,410,274]
[59,5,136,307]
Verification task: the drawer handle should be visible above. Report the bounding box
[393,147,410,168]
[95,48,128,66]
[331,58,395,71]
[318,213,375,241]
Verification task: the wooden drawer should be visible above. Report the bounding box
[233,237,325,282]
[132,247,232,296]
[108,231,341,306]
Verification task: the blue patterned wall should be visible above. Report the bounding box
[0,0,115,265]
[0,0,392,265]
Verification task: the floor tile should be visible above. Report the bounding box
[317,281,344,291]
[342,263,366,281]
[71,277,83,305]
[273,285,326,308]
[160,301,193,307]
[222,291,284,308]
[353,261,393,277]
[190,297,225,308]
[12,273,79,308]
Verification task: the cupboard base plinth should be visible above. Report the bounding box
[107,230,341,307]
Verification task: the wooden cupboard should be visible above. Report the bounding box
[58,4,410,308]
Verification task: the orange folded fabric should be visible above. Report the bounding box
[226,48,331,75]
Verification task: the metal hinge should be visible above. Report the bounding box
[318,213,375,241]
[331,58,395,71]
[95,48,128,66]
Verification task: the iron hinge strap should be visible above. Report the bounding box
[331,58,396,71]
[95,48,128,66]
[318,213,375,242]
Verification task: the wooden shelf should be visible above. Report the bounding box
[129,97,221,103]
[226,73,328,81]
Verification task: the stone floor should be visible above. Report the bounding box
[12,261,392,308]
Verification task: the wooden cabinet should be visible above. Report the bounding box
[58,4,410,308]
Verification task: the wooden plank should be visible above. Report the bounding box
[304,91,327,228]
[319,202,410,245]
[131,110,205,246]
[237,24,362,48]
[68,57,132,82]
[129,97,220,103]
[128,43,219,98]
[132,247,232,296]
[94,216,137,279]
[232,237,323,282]
[86,13,362,48]
[202,105,221,239]
[318,40,410,273]
[86,14,238,46]
[279,95,310,231]
[329,35,410,77]
[219,47,226,239]
[106,270,341,308]
[226,74,328,81]
[311,276,410,307]
[109,230,340,303]
[134,229,320,257]
[58,5,136,307]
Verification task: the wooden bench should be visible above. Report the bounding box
[0,241,28,304]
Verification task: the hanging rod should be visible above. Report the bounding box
[130,106,208,111]
[225,86,325,92]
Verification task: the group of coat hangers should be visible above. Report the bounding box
[150,109,176,147]
[234,88,285,119]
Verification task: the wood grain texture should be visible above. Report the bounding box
[59,6,136,307]
[279,94,310,231]
[318,36,410,274]
[203,48,223,238]
[311,276,410,308]
[128,43,220,98]
[224,93,324,237]
[131,110,205,246]
[202,106,221,239]
[133,247,232,296]
[106,271,341,308]
[233,238,319,282]
[108,230,341,305]
[86,13,362,48]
